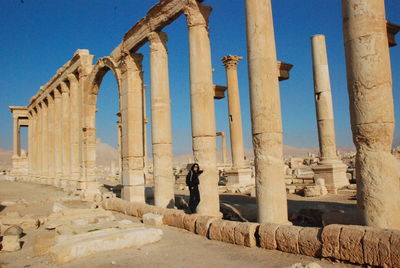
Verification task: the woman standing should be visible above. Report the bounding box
[186,163,203,213]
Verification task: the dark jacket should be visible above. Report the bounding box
[186,165,203,187]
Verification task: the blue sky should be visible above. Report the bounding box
[1,0,399,156]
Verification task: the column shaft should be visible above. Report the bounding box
[47,95,55,185]
[245,0,288,223]
[68,74,80,190]
[342,0,400,229]
[12,116,18,157]
[61,83,71,189]
[184,1,220,217]
[222,56,245,168]
[41,101,49,183]
[148,31,175,208]
[120,52,145,202]
[54,89,63,186]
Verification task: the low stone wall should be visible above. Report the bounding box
[101,198,400,267]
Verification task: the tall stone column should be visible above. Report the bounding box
[36,106,42,182]
[221,55,245,168]
[311,35,349,192]
[148,31,175,208]
[116,116,122,177]
[184,1,221,217]
[54,89,63,187]
[68,74,80,191]
[12,115,19,158]
[245,0,288,224]
[342,0,400,229]
[41,100,49,184]
[120,52,145,202]
[47,94,55,185]
[61,82,71,189]
[216,132,227,165]
[28,111,35,181]
[32,110,38,182]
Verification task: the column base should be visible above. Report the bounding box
[225,168,254,186]
[312,160,349,193]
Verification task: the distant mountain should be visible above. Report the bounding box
[96,139,119,168]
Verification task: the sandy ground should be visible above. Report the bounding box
[0,179,359,268]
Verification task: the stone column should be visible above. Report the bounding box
[47,94,55,185]
[116,116,122,177]
[148,31,175,208]
[184,1,221,217]
[120,52,145,202]
[12,115,18,157]
[311,35,349,192]
[27,112,32,181]
[31,110,38,182]
[36,106,42,182]
[54,89,63,187]
[245,0,288,224]
[342,0,400,229]
[68,74,80,191]
[221,55,245,168]
[41,100,49,184]
[216,132,227,165]
[61,82,71,189]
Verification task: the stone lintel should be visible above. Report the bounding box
[387,21,400,48]
[214,85,227,99]
[9,106,29,119]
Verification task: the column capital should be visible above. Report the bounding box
[67,73,78,84]
[148,32,168,53]
[221,55,243,70]
[54,88,62,98]
[78,65,93,78]
[60,82,69,94]
[120,52,143,74]
[183,1,212,28]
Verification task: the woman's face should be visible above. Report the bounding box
[193,165,198,171]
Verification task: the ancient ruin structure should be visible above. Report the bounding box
[8,0,400,231]
[342,0,400,229]
[310,34,349,193]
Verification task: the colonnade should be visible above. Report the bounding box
[8,0,400,229]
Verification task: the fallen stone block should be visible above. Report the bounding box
[138,205,165,218]
[52,202,68,213]
[45,208,115,229]
[162,209,185,229]
[259,223,280,250]
[4,225,23,237]
[276,225,302,254]
[49,227,163,264]
[33,232,57,256]
[321,224,342,259]
[195,216,217,237]
[363,228,391,267]
[298,227,322,257]
[1,235,21,252]
[143,213,163,226]
[221,220,239,244]
[182,213,198,233]
[0,212,39,231]
[56,220,143,235]
[209,219,226,241]
[390,230,400,268]
[339,225,366,264]
[1,201,16,206]
[234,222,259,247]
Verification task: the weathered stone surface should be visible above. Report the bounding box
[143,213,163,226]
[162,209,185,229]
[209,219,226,241]
[298,227,322,257]
[221,220,239,244]
[33,232,57,256]
[1,235,21,252]
[259,223,280,250]
[0,212,39,230]
[4,225,23,237]
[182,213,198,233]
[321,224,342,259]
[56,220,142,235]
[50,227,163,264]
[275,225,302,254]
[195,216,217,237]
[234,222,259,247]
[363,228,391,267]
[339,225,366,264]
[390,230,400,268]
[45,208,115,229]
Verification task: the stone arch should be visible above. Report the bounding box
[84,56,123,182]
